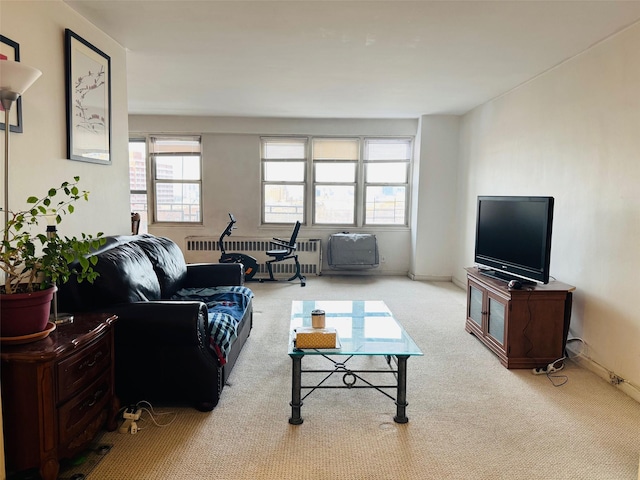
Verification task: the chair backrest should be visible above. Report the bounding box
[287,221,302,247]
[131,212,141,235]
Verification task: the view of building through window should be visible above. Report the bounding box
[151,136,202,223]
[129,139,148,234]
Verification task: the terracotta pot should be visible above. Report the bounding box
[0,285,57,337]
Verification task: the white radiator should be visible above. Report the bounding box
[327,233,379,269]
[184,237,322,276]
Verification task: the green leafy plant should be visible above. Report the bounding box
[0,176,105,294]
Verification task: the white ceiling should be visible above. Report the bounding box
[64,0,640,119]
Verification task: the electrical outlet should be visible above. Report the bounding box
[609,373,623,385]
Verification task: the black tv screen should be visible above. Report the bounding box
[474,196,554,284]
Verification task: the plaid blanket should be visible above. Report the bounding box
[172,286,254,365]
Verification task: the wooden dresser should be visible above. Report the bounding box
[1,313,118,480]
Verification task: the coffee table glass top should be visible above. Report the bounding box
[289,300,423,356]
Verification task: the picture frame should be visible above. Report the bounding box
[65,29,111,164]
[0,35,23,133]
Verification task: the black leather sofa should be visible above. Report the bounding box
[58,234,253,411]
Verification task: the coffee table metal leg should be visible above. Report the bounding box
[394,355,409,423]
[289,355,304,425]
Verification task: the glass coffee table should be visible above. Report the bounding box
[288,300,423,425]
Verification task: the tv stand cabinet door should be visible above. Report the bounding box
[486,292,508,352]
[465,278,510,365]
[466,279,484,334]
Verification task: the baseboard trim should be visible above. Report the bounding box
[322,269,409,276]
[408,274,453,282]
[567,344,640,404]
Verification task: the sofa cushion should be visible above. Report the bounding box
[88,242,162,306]
[133,235,187,298]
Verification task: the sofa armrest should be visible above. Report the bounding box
[108,300,224,410]
[104,301,208,346]
[184,263,244,287]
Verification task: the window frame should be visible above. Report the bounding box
[261,137,308,225]
[311,137,359,226]
[362,137,412,226]
[150,135,203,225]
[261,136,413,227]
[129,137,148,232]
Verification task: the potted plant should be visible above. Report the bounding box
[1,176,105,338]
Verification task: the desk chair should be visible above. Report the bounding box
[131,212,141,235]
[265,221,306,286]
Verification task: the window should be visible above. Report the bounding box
[150,136,202,223]
[129,138,148,234]
[363,138,411,225]
[261,137,306,224]
[261,136,412,226]
[313,138,358,224]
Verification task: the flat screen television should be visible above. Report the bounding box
[474,196,554,284]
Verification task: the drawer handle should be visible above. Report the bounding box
[79,351,103,370]
[82,388,105,410]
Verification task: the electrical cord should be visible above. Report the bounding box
[539,338,638,393]
[565,337,586,359]
[118,400,177,433]
[135,400,178,429]
[534,338,586,387]
[567,338,639,391]
[547,370,568,387]
[522,289,534,357]
[545,357,568,387]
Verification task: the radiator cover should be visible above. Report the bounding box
[184,237,322,276]
[327,233,379,269]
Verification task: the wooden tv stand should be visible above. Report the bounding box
[465,267,575,369]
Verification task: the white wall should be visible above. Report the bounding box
[129,115,418,275]
[410,115,460,281]
[0,0,130,238]
[455,22,640,395]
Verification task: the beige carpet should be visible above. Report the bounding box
[90,276,640,479]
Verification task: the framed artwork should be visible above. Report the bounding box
[0,35,23,133]
[65,29,111,164]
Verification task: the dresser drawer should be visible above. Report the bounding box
[57,336,111,402]
[58,368,112,448]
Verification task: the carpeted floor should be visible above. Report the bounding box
[7,434,113,480]
[89,276,640,479]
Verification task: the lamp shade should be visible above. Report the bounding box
[0,60,42,98]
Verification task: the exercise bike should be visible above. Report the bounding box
[218,213,259,281]
[218,213,306,286]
